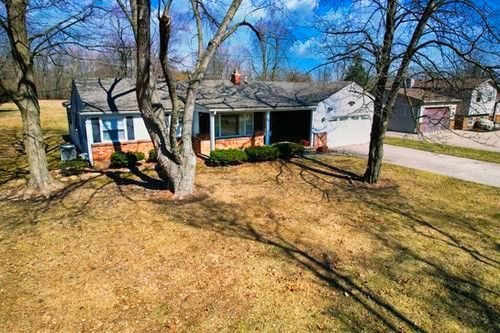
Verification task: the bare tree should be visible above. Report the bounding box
[120,0,260,198]
[105,5,135,77]
[252,17,290,81]
[0,0,94,195]
[318,0,499,183]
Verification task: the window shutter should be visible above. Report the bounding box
[91,118,101,143]
[126,116,135,140]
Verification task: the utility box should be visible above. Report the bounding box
[60,143,77,161]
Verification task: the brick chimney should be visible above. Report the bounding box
[231,69,241,85]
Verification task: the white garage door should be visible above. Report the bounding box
[327,115,372,147]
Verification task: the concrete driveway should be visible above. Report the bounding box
[335,144,500,187]
[386,130,500,152]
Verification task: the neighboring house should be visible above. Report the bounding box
[388,87,461,133]
[413,78,497,129]
[66,76,374,166]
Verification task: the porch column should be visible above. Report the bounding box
[209,112,216,152]
[309,109,314,147]
[265,111,271,145]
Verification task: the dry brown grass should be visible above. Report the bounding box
[0,103,499,332]
[0,100,67,184]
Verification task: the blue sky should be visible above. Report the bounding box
[17,0,496,78]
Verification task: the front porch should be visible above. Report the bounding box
[192,109,314,156]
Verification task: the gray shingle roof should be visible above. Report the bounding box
[397,88,462,103]
[74,78,172,114]
[74,78,353,114]
[176,80,352,110]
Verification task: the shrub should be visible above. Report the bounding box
[148,149,157,162]
[60,159,88,176]
[208,149,247,166]
[244,146,279,162]
[273,142,305,159]
[316,145,329,153]
[110,151,129,168]
[134,151,145,161]
[110,151,141,168]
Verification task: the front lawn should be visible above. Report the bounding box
[385,136,500,164]
[0,100,67,185]
[0,103,499,332]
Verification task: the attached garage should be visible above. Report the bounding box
[327,114,372,147]
[312,82,375,148]
[420,107,450,132]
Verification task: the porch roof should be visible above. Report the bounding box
[176,80,351,111]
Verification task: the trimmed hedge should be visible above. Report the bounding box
[244,146,279,162]
[135,151,145,161]
[148,149,157,162]
[273,142,305,159]
[110,151,144,168]
[208,149,247,166]
[60,159,88,176]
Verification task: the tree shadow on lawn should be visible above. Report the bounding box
[2,157,498,331]
[151,159,499,331]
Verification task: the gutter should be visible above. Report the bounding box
[200,105,317,113]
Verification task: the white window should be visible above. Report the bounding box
[215,113,253,138]
[102,118,125,142]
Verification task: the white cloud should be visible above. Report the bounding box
[290,37,318,56]
[284,0,319,11]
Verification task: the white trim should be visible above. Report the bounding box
[85,118,93,165]
[199,106,316,113]
[265,111,271,145]
[418,104,456,124]
[99,116,128,143]
[215,113,254,139]
[309,110,314,147]
[209,112,215,152]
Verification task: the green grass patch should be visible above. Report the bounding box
[385,136,500,164]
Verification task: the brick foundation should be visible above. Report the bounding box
[193,131,265,156]
[91,140,154,168]
[313,132,328,148]
[454,114,491,130]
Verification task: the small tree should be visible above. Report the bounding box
[343,53,369,87]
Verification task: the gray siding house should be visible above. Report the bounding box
[388,88,461,133]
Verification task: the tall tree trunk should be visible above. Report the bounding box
[4,0,54,194]
[135,0,197,198]
[362,0,397,184]
[364,102,389,183]
[363,0,437,184]
[15,92,53,192]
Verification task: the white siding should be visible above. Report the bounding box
[312,83,374,147]
[467,81,497,116]
[132,115,150,140]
